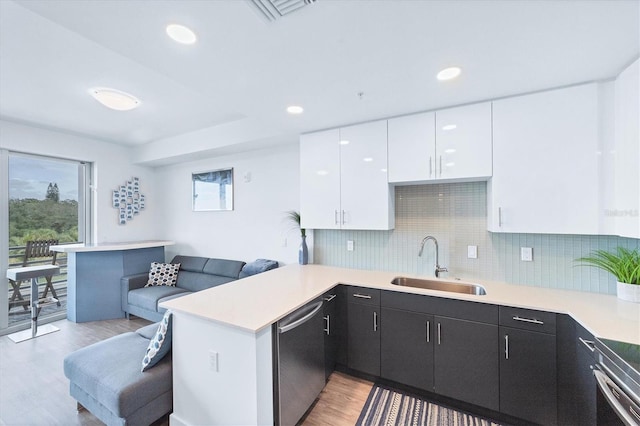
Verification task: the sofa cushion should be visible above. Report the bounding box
[136,322,161,340]
[142,311,173,372]
[239,259,279,278]
[175,270,236,293]
[63,332,172,418]
[145,262,181,287]
[157,293,193,314]
[129,286,189,312]
[203,258,246,279]
[171,255,208,273]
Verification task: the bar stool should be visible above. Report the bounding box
[6,264,61,343]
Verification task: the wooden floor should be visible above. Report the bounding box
[0,317,372,426]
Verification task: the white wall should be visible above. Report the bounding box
[155,143,303,265]
[0,119,159,243]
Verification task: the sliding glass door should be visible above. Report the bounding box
[1,151,91,333]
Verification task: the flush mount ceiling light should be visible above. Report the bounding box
[286,105,304,114]
[89,87,140,111]
[437,67,462,81]
[166,24,197,44]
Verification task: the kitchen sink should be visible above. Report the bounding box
[390,277,487,295]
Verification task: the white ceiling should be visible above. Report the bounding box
[0,0,638,163]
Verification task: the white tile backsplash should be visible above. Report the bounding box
[314,182,639,295]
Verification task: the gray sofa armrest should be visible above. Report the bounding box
[121,273,148,313]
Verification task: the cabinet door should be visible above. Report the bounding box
[380,307,434,391]
[500,327,557,425]
[339,121,394,230]
[347,302,380,376]
[434,316,499,411]
[575,332,597,425]
[300,129,341,229]
[388,112,435,183]
[489,84,600,234]
[435,102,492,180]
[323,286,347,379]
[613,59,640,238]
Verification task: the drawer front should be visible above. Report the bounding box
[500,306,556,334]
[381,290,498,324]
[347,286,380,306]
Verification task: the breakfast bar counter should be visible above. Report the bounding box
[52,240,174,322]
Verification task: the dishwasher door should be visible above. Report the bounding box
[275,298,325,426]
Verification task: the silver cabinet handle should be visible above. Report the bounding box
[512,316,544,325]
[373,311,378,332]
[631,406,640,423]
[498,207,503,227]
[341,210,346,224]
[426,320,430,343]
[579,337,596,352]
[437,322,441,345]
[334,210,339,225]
[323,294,336,302]
[439,155,442,176]
[352,293,372,299]
[323,314,330,335]
[429,156,433,177]
[505,334,509,359]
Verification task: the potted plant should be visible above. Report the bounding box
[577,247,640,303]
[286,210,308,265]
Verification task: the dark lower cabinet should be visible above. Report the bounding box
[574,325,597,426]
[347,297,380,376]
[499,327,557,425]
[434,316,500,412]
[380,307,434,391]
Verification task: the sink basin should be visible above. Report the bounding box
[390,277,487,295]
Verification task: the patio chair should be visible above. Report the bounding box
[8,239,61,310]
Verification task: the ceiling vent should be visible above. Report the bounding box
[248,0,316,22]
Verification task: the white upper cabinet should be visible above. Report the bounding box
[613,58,640,238]
[388,102,492,183]
[488,83,600,234]
[300,120,394,230]
[435,102,492,180]
[388,112,435,182]
[300,129,341,229]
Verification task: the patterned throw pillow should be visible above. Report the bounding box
[141,310,173,372]
[145,262,180,287]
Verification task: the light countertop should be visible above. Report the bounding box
[160,264,640,345]
[50,240,175,253]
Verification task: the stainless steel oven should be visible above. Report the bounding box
[594,338,640,426]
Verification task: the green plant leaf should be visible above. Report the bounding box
[576,247,640,285]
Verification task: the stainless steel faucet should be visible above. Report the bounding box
[418,236,448,277]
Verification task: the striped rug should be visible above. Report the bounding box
[356,384,503,426]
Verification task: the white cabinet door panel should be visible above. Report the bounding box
[614,59,640,238]
[436,102,492,180]
[340,120,394,230]
[300,129,341,229]
[490,84,600,234]
[388,112,435,183]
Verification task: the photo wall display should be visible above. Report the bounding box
[112,177,145,225]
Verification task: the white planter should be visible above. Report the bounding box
[617,281,640,303]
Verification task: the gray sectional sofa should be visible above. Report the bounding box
[121,255,246,322]
[63,322,172,426]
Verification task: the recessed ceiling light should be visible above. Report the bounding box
[287,105,304,114]
[339,140,350,145]
[437,67,462,81]
[442,124,457,131]
[166,24,197,44]
[89,87,140,111]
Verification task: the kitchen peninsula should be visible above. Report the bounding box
[51,240,174,322]
[161,264,640,426]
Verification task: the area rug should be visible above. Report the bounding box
[356,384,503,426]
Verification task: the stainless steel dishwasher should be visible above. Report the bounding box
[274,298,325,426]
